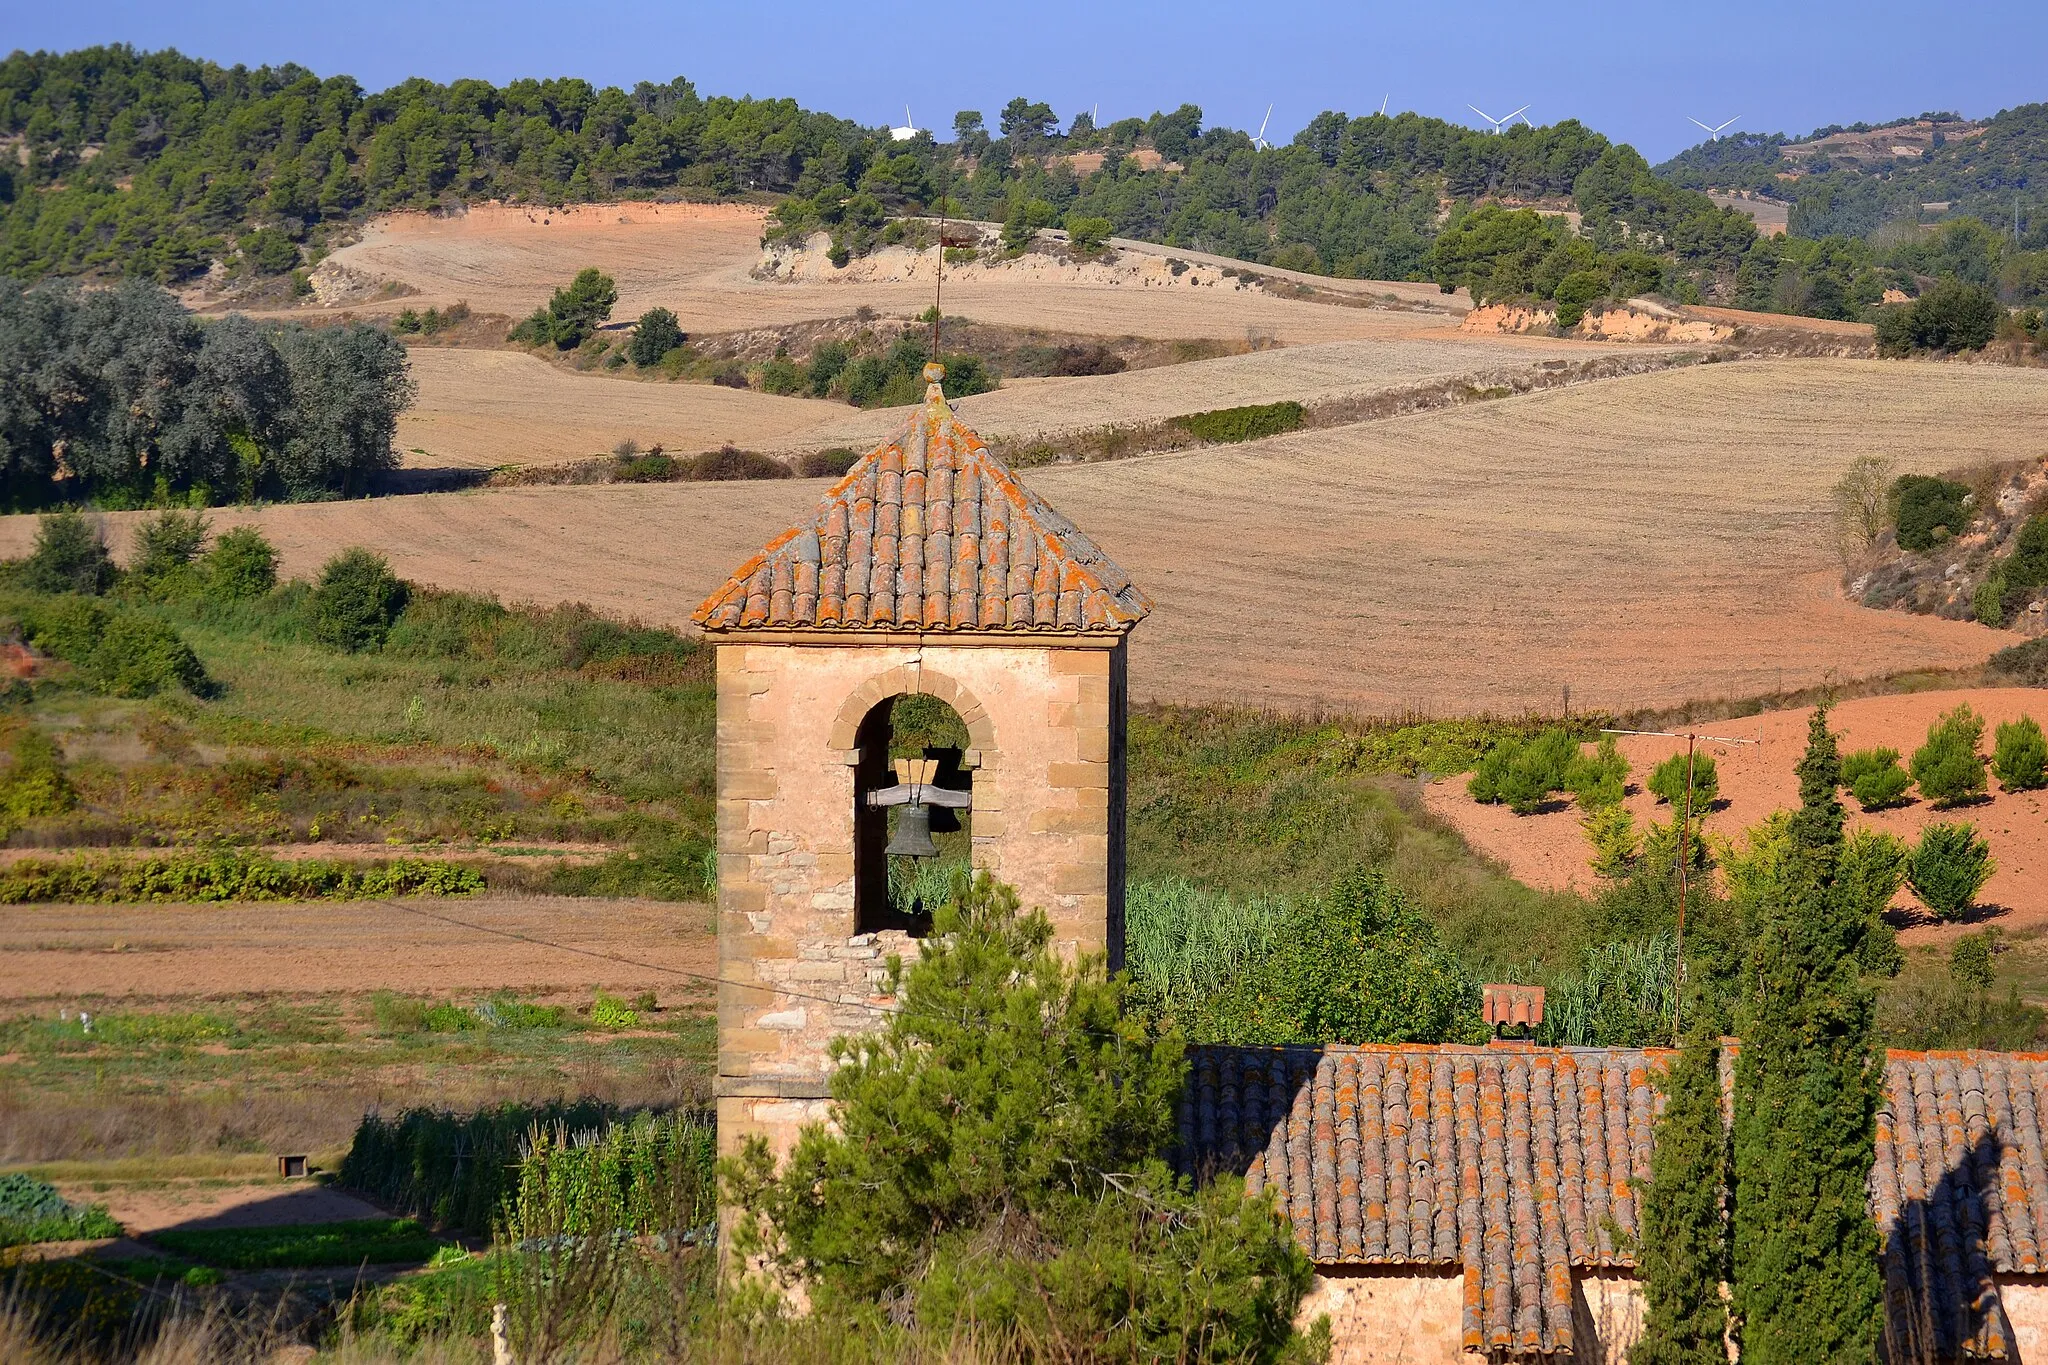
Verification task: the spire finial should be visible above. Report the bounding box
[923,361,946,402]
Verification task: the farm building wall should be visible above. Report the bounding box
[713,633,1127,1158]
[2002,1278,2048,1360]
[1300,1270,1646,1363]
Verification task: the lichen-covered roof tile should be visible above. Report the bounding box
[1181,1044,2048,1362]
[693,364,1149,635]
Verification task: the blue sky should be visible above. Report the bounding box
[9,0,2045,162]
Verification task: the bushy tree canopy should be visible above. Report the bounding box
[0,277,411,507]
[725,871,1320,1362]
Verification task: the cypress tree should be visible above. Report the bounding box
[1730,706,1886,1363]
[1634,1024,1730,1365]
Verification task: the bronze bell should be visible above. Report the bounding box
[885,802,940,859]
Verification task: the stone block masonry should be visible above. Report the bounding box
[712,636,1129,1157]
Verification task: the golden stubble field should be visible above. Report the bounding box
[321,200,1612,468]
[13,359,2041,715]
[319,201,1464,344]
[397,333,1644,468]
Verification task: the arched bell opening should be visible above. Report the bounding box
[852,693,973,937]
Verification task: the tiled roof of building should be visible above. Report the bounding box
[1179,1044,2048,1362]
[693,365,1149,634]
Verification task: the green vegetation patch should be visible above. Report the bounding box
[151,1216,444,1269]
[343,1104,713,1239]
[0,851,485,904]
[0,1173,121,1247]
[1171,400,1305,444]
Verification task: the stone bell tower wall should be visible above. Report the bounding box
[713,632,1127,1159]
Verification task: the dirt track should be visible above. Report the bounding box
[0,896,714,1001]
[1422,689,2048,944]
[6,359,2037,715]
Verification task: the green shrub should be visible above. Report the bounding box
[806,340,851,396]
[1909,822,1995,921]
[1647,750,1719,810]
[1874,278,2002,356]
[512,268,618,350]
[686,446,790,481]
[588,991,639,1029]
[796,447,859,478]
[1581,804,1641,880]
[1891,474,1972,552]
[1841,746,1913,810]
[20,510,115,595]
[1469,729,1580,814]
[628,307,683,367]
[0,730,75,832]
[1989,635,2048,685]
[0,1172,122,1247]
[1992,716,2048,792]
[1910,704,1989,807]
[18,596,208,697]
[1065,214,1114,252]
[312,547,408,651]
[1173,401,1306,444]
[1975,570,2010,626]
[97,612,210,696]
[201,526,279,600]
[757,357,804,395]
[1564,735,1629,808]
[1950,929,1997,990]
[1552,268,1608,330]
[126,509,210,595]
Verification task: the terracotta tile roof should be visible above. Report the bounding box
[693,365,1149,634]
[1179,1044,2048,1361]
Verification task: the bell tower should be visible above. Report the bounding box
[694,364,1150,1158]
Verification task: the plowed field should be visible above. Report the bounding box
[1422,689,2048,944]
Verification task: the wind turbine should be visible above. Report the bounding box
[1688,115,1741,139]
[888,105,918,142]
[1379,94,1389,116]
[1468,104,1529,134]
[1251,104,1273,150]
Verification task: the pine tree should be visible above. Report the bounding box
[1730,706,1886,1363]
[723,871,1319,1362]
[1633,1024,1729,1365]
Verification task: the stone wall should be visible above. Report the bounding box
[1301,1269,1647,1363]
[713,633,1128,1155]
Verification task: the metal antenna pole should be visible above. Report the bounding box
[1600,727,1760,1045]
[1673,733,1696,1044]
[930,160,949,363]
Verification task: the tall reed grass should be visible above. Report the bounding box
[1123,877,1290,1011]
[1538,931,1681,1048]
